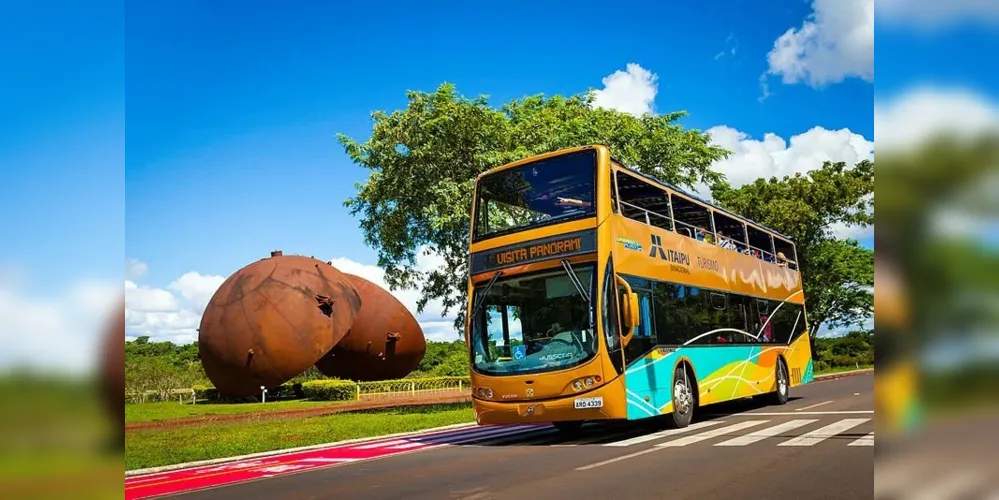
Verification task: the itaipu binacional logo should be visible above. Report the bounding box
[616,237,642,252]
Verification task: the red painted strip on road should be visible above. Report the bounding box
[124,424,541,499]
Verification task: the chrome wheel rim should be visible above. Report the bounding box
[778,364,788,396]
[674,380,692,415]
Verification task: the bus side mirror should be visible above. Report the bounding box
[615,275,639,347]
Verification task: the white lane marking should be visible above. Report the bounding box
[353,439,408,450]
[778,418,870,446]
[657,420,770,448]
[604,420,727,447]
[576,447,660,470]
[795,400,833,411]
[474,428,558,446]
[564,427,658,446]
[356,425,534,450]
[847,432,874,447]
[385,425,539,450]
[706,410,873,416]
[714,419,817,446]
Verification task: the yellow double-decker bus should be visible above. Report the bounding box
[464,145,814,432]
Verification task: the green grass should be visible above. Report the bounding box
[815,364,874,376]
[125,402,475,470]
[126,399,337,423]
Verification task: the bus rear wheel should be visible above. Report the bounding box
[670,365,695,428]
[768,360,790,405]
[552,421,584,434]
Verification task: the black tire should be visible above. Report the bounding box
[670,365,695,428]
[552,420,584,434]
[769,359,790,405]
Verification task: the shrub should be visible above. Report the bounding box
[302,380,358,401]
[192,385,219,402]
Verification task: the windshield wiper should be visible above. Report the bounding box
[470,270,503,320]
[560,259,590,304]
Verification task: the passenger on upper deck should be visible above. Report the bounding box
[776,252,788,268]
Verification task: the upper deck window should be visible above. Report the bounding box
[473,150,597,242]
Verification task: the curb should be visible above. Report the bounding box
[813,368,874,381]
[125,421,479,477]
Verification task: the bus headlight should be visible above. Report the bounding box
[570,376,600,392]
[476,387,493,398]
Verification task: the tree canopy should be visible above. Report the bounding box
[339,82,874,338]
[339,83,729,330]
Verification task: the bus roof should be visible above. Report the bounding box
[614,159,796,242]
[475,145,795,243]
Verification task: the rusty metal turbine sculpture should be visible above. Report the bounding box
[314,273,427,381]
[198,251,361,397]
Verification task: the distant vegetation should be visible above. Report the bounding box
[126,332,871,403]
[812,330,874,373]
[124,337,473,403]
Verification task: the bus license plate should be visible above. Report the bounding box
[574,397,603,409]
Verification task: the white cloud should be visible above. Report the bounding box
[875,86,999,152]
[0,276,120,374]
[765,0,874,88]
[328,247,460,343]
[125,269,226,345]
[876,0,999,29]
[702,125,874,240]
[590,63,658,117]
[168,272,226,314]
[126,249,462,345]
[125,258,148,280]
[704,125,873,188]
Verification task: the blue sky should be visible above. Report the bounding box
[124,0,875,285]
[5,0,999,348]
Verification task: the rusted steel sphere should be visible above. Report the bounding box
[101,296,125,431]
[314,273,426,381]
[198,252,361,397]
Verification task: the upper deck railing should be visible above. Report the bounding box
[617,200,798,270]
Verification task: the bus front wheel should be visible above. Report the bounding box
[670,365,695,428]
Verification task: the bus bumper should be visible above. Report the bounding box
[472,377,627,426]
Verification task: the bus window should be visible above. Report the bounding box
[790,304,807,340]
[712,211,748,253]
[770,301,797,344]
[726,294,754,343]
[615,172,673,232]
[747,226,775,262]
[624,284,657,364]
[670,195,713,242]
[773,237,798,270]
[653,283,686,345]
[753,299,775,343]
[710,293,726,310]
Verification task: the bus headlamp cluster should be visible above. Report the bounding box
[571,376,600,392]
[475,387,493,398]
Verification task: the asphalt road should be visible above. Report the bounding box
[172,374,874,500]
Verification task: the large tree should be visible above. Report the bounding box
[339,83,729,332]
[710,160,875,337]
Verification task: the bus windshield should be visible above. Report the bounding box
[469,265,597,376]
[473,149,597,242]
